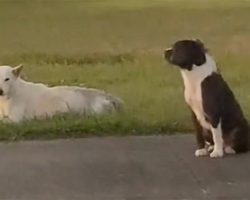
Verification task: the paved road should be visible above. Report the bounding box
[0,135,249,200]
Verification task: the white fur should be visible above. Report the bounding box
[224,146,236,154]
[181,54,217,130]
[0,96,9,119]
[208,145,214,152]
[180,54,225,158]
[195,148,209,157]
[197,143,235,156]
[210,121,224,158]
[0,65,122,123]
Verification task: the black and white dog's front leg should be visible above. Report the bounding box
[209,120,224,158]
[191,111,209,157]
[201,77,225,158]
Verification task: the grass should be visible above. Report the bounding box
[0,0,250,140]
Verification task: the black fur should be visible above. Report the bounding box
[191,109,214,149]
[202,72,249,153]
[164,40,206,71]
[191,110,206,149]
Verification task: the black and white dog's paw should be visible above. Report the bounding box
[207,145,214,152]
[210,149,224,158]
[224,146,236,154]
[195,148,209,157]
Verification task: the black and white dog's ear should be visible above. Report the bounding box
[184,39,205,66]
[195,39,208,52]
[195,38,204,45]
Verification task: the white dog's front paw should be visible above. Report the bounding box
[195,148,209,157]
[210,149,224,158]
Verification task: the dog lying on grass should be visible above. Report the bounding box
[164,39,249,158]
[0,65,123,123]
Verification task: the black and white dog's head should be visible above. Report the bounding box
[164,39,207,71]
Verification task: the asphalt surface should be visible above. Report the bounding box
[0,135,249,200]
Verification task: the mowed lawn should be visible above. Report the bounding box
[0,0,250,140]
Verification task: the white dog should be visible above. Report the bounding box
[0,65,123,123]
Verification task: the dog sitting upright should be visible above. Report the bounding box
[164,39,249,158]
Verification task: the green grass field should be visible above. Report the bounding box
[0,0,250,140]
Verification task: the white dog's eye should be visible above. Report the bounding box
[4,78,10,82]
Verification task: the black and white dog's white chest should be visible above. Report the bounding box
[181,56,216,130]
[183,76,210,130]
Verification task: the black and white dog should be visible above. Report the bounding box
[164,39,249,158]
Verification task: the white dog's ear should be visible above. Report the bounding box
[12,64,23,77]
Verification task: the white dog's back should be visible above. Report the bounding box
[35,86,123,116]
[13,82,122,122]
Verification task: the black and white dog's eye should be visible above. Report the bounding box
[4,78,10,82]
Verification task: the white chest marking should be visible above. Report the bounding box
[181,54,217,130]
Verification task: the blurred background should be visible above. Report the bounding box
[0,0,250,139]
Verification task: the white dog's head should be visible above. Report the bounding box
[0,65,23,97]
